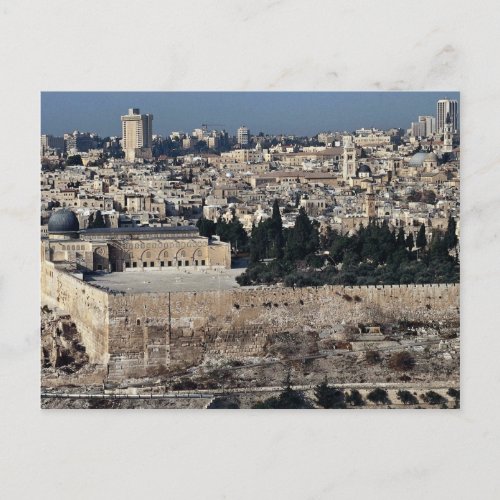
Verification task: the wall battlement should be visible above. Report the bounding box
[41,263,460,378]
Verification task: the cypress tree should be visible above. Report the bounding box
[270,199,284,259]
[444,216,458,249]
[93,210,106,228]
[397,227,406,247]
[87,212,95,229]
[416,223,427,249]
[405,233,414,252]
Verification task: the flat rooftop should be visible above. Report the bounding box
[85,268,245,294]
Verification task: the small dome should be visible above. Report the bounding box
[408,151,428,167]
[358,164,372,174]
[425,151,438,162]
[48,209,79,233]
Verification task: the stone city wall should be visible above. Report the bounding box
[41,263,459,378]
[106,283,460,378]
[41,261,110,364]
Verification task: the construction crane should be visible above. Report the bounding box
[201,123,225,132]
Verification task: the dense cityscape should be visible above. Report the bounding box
[41,95,460,409]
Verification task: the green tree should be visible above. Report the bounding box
[92,210,106,228]
[447,388,460,408]
[270,199,285,259]
[416,223,427,249]
[421,391,447,406]
[405,233,414,252]
[253,375,313,409]
[216,215,248,252]
[284,207,319,261]
[444,215,458,250]
[396,227,406,248]
[207,396,240,409]
[196,217,217,238]
[396,390,418,405]
[249,222,267,263]
[87,212,94,229]
[367,388,391,405]
[345,389,364,407]
[66,154,83,166]
[314,381,346,409]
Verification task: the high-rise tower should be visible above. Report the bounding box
[121,108,153,161]
[237,126,250,146]
[437,99,458,133]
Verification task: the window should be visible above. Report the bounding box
[133,262,137,268]
[125,262,130,268]
[160,261,164,267]
[143,262,147,267]
[178,261,182,266]
[97,265,102,270]
[195,260,198,266]
[201,260,206,266]
[150,262,154,267]
[137,319,141,326]
[168,261,172,267]
[185,260,189,266]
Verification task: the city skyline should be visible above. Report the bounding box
[41,91,460,137]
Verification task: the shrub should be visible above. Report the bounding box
[365,350,381,365]
[421,391,447,406]
[345,389,364,407]
[396,390,418,405]
[314,381,346,409]
[388,351,416,372]
[367,388,391,405]
[172,379,198,391]
[208,396,240,409]
[252,387,313,409]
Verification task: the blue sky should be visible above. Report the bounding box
[41,91,460,137]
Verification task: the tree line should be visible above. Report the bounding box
[235,200,459,286]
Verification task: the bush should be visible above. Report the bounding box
[345,389,364,407]
[421,391,447,406]
[388,351,415,372]
[207,396,240,409]
[396,390,418,405]
[252,387,313,409]
[365,350,381,365]
[367,388,391,405]
[172,379,198,391]
[314,381,346,409]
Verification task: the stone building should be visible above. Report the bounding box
[43,208,231,272]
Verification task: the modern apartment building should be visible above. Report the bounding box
[237,126,250,146]
[121,108,153,161]
[437,99,458,133]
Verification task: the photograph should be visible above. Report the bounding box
[40,91,460,409]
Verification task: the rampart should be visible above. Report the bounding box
[41,261,109,363]
[41,263,460,378]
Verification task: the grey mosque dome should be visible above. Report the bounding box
[408,151,428,167]
[358,164,372,174]
[48,208,80,233]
